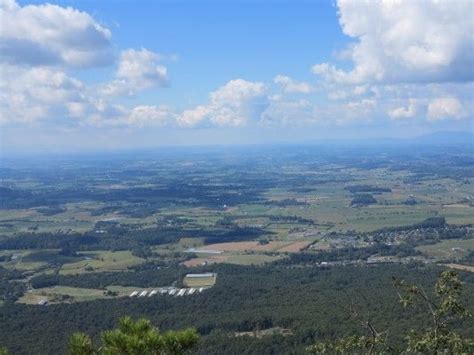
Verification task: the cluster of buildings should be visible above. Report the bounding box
[129,287,206,298]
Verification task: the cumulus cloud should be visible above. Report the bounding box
[177,79,267,127]
[0,63,174,128]
[100,49,168,96]
[0,0,113,68]
[125,105,174,127]
[177,106,210,128]
[0,65,87,124]
[388,99,417,119]
[274,75,313,93]
[427,97,463,121]
[327,85,372,101]
[262,95,383,127]
[1,0,471,131]
[312,0,474,84]
[0,0,172,127]
[261,97,316,126]
[310,0,473,125]
[345,99,377,117]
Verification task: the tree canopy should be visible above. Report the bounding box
[69,317,199,355]
[307,270,474,354]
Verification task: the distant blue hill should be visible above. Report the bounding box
[299,131,473,147]
[412,131,472,145]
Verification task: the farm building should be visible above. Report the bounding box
[126,287,205,300]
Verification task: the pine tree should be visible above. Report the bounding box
[69,316,199,355]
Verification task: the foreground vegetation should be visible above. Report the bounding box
[69,317,199,355]
[308,270,473,354]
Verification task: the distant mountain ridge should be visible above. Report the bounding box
[299,131,473,147]
[413,131,472,145]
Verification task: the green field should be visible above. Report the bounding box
[18,286,108,304]
[2,146,473,308]
[58,251,145,275]
[1,169,472,237]
[417,238,474,260]
[17,285,160,305]
[183,273,217,287]
[0,249,138,276]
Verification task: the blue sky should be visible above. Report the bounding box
[21,0,346,108]
[1,0,473,153]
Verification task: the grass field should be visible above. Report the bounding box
[17,286,108,304]
[417,238,474,260]
[0,249,147,276]
[1,250,52,273]
[16,284,179,305]
[17,285,162,304]
[196,241,312,253]
[58,250,145,275]
[183,256,228,267]
[257,174,474,233]
[183,273,217,287]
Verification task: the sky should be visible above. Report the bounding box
[0,0,473,154]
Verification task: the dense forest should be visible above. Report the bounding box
[1,264,473,354]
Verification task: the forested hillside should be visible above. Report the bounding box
[1,264,473,354]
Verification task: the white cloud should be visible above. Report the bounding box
[327,89,348,101]
[261,97,316,126]
[0,64,172,128]
[274,75,313,93]
[100,48,168,96]
[0,54,171,128]
[0,65,87,124]
[1,0,471,132]
[327,85,371,101]
[310,0,473,125]
[427,97,463,121]
[312,0,474,84]
[353,85,368,96]
[177,106,210,128]
[388,99,417,119]
[0,1,174,128]
[0,0,113,68]
[345,99,377,117]
[177,79,267,127]
[125,105,174,127]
